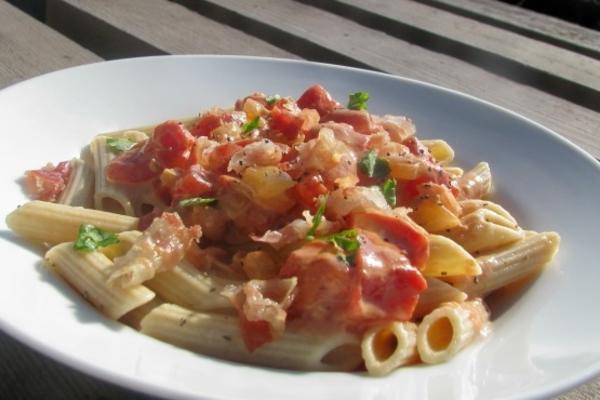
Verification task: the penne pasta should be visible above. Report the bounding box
[421,234,481,277]
[90,134,163,216]
[140,304,363,371]
[413,278,468,319]
[58,158,95,208]
[5,201,138,246]
[457,232,560,298]
[443,207,524,254]
[361,321,418,376]
[45,242,155,319]
[457,162,492,200]
[145,261,235,312]
[421,139,454,164]
[417,300,489,364]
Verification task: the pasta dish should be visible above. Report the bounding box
[6,84,559,375]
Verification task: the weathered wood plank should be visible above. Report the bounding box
[0,1,100,89]
[173,0,600,157]
[302,0,600,111]
[421,0,600,60]
[46,0,297,59]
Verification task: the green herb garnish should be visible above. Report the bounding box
[347,91,369,110]
[73,224,119,252]
[380,178,397,207]
[266,94,281,105]
[324,229,360,253]
[106,137,136,154]
[325,229,360,265]
[306,195,327,240]
[178,197,218,208]
[358,150,390,178]
[241,116,260,135]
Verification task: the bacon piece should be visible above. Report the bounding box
[280,242,352,324]
[108,212,201,288]
[350,230,427,323]
[24,160,71,202]
[321,109,374,134]
[224,278,297,351]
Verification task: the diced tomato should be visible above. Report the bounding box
[240,318,273,352]
[296,85,340,116]
[24,161,71,202]
[321,109,373,134]
[170,164,214,202]
[399,175,430,205]
[207,142,243,173]
[270,105,305,140]
[291,172,328,210]
[106,141,159,183]
[350,210,429,269]
[350,230,427,323]
[151,121,195,169]
[190,112,222,137]
[280,242,353,324]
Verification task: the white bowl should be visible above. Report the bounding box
[1,55,599,400]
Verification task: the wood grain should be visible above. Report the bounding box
[421,0,600,60]
[174,0,600,157]
[303,0,600,111]
[46,0,297,59]
[0,1,100,89]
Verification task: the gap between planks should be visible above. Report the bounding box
[299,0,600,113]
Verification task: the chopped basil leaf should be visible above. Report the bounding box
[106,137,136,154]
[326,229,360,253]
[178,197,218,208]
[358,150,390,178]
[347,91,369,110]
[266,94,281,105]
[306,195,327,240]
[325,229,360,265]
[241,116,260,135]
[73,224,119,252]
[381,178,397,207]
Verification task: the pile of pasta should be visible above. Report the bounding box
[6,85,559,376]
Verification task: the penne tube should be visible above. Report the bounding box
[417,300,489,364]
[444,208,524,254]
[58,158,95,208]
[459,199,517,225]
[140,304,363,371]
[421,234,481,277]
[361,321,418,376]
[5,201,139,246]
[90,134,162,216]
[96,117,197,138]
[145,261,235,312]
[457,162,492,200]
[45,242,155,319]
[119,297,164,331]
[413,278,468,319]
[421,139,454,164]
[457,232,560,298]
[108,231,236,312]
[443,166,463,179]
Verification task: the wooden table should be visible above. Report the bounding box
[1,0,599,398]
